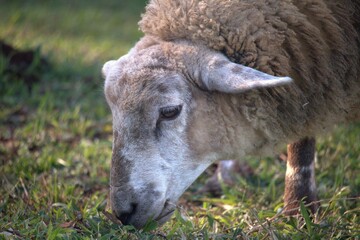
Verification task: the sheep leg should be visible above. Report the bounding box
[284,137,319,215]
[199,160,253,196]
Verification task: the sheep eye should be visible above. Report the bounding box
[159,105,182,120]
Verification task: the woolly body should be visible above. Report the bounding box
[140,0,360,145]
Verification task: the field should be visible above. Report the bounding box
[0,1,359,239]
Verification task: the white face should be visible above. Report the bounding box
[103,49,214,228]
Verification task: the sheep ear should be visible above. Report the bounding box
[102,60,117,79]
[198,53,292,93]
[102,49,134,80]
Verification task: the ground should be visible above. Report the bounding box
[0,1,359,239]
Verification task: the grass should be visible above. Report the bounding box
[0,1,359,239]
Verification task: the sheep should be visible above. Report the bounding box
[102,0,360,228]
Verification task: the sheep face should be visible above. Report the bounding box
[103,39,292,228]
[103,46,212,229]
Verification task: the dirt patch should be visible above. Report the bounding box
[0,40,50,91]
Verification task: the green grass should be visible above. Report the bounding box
[0,1,359,239]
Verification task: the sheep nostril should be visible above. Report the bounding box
[115,203,138,225]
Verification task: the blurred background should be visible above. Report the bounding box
[0,0,147,116]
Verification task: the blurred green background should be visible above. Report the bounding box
[0,0,359,239]
[1,0,145,64]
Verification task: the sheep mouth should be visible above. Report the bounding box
[155,208,175,223]
[154,200,176,223]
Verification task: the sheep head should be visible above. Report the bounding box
[102,37,291,228]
